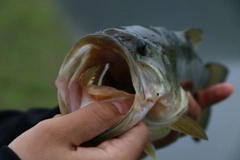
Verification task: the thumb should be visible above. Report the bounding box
[56,101,124,146]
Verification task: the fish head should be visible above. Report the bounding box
[55,26,188,142]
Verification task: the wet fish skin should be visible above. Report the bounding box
[56,25,227,159]
[98,26,206,129]
[102,26,208,88]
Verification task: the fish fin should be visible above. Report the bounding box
[194,108,211,142]
[144,141,157,160]
[194,63,228,141]
[205,63,228,86]
[199,63,228,128]
[184,28,203,48]
[170,114,208,140]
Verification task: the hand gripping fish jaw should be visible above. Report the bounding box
[55,26,219,159]
[56,34,169,135]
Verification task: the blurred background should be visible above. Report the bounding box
[0,0,71,109]
[0,0,239,159]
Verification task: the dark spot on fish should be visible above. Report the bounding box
[136,39,147,56]
[157,93,159,96]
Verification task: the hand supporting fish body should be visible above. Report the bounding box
[56,25,227,159]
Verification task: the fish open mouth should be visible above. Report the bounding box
[80,46,135,94]
[56,35,142,115]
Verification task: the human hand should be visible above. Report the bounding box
[150,82,234,149]
[8,102,149,160]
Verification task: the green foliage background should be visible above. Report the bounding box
[0,1,71,110]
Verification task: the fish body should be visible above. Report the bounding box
[56,25,227,158]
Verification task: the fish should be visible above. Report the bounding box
[55,25,227,159]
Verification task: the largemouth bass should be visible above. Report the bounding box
[55,25,227,159]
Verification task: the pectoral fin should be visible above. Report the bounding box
[144,141,157,160]
[170,114,208,140]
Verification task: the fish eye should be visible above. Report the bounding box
[136,39,146,56]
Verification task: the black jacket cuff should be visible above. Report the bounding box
[0,146,20,160]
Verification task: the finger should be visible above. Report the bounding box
[186,92,201,121]
[197,83,233,109]
[74,122,149,160]
[53,114,61,118]
[102,121,150,159]
[112,121,149,157]
[180,80,194,90]
[56,101,125,145]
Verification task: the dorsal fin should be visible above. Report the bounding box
[185,28,203,48]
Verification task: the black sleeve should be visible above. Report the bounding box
[0,107,60,147]
[0,146,20,160]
